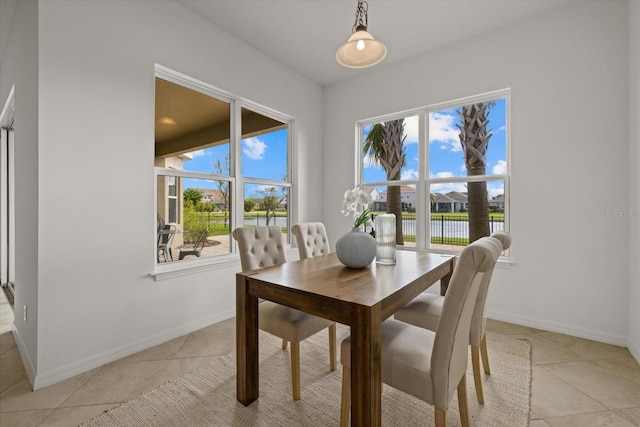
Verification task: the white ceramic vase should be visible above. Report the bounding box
[335,227,376,268]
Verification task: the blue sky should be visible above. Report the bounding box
[180,99,506,199]
[182,129,288,197]
[363,98,507,198]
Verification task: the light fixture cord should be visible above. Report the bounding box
[352,0,368,32]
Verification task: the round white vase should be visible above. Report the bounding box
[335,227,376,268]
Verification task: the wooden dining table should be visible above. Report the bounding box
[236,250,455,426]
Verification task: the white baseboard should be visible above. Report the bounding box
[12,325,36,389]
[628,336,640,365]
[31,308,236,390]
[486,309,628,347]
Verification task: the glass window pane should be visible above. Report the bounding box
[429,180,505,251]
[168,176,176,196]
[183,144,230,176]
[154,72,293,266]
[369,184,416,248]
[241,108,287,181]
[155,77,231,162]
[243,183,289,240]
[363,115,419,183]
[429,98,507,178]
[168,198,177,223]
[156,174,232,263]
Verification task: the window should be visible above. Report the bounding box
[154,66,292,267]
[358,90,509,254]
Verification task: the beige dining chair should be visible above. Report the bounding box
[291,222,336,371]
[393,232,511,405]
[339,237,503,427]
[232,225,336,401]
[291,222,331,259]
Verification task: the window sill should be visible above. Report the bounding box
[152,253,239,281]
[495,257,515,268]
[151,247,300,281]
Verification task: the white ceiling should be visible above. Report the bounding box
[176,0,571,87]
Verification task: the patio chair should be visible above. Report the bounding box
[157,224,176,262]
[233,225,336,401]
[178,228,208,260]
[393,232,511,404]
[339,237,503,427]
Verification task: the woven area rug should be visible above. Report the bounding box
[82,327,531,426]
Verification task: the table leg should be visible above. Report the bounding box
[350,304,382,427]
[236,274,259,405]
[440,257,455,296]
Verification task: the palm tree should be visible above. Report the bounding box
[364,119,406,245]
[457,102,493,243]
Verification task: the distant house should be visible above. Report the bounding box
[432,191,469,212]
[490,194,505,211]
[373,186,416,212]
[364,187,380,202]
[195,188,227,210]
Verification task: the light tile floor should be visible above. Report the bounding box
[1,289,639,427]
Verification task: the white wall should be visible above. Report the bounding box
[629,0,640,361]
[323,1,631,345]
[6,0,323,389]
[0,0,40,380]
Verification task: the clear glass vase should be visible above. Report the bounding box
[375,214,396,265]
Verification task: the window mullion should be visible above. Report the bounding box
[417,111,428,250]
[232,100,243,238]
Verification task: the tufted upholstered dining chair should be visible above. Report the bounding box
[339,237,503,427]
[232,225,336,401]
[291,222,336,370]
[291,222,331,259]
[393,232,511,405]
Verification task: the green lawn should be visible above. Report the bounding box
[185,210,502,241]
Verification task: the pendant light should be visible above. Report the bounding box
[336,0,387,69]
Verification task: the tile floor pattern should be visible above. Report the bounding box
[1,288,639,426]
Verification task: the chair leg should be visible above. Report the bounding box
[434,408,447,427]
[329,324,337,371]
[340,366,351,427]
[457,373,470,427]
[290,342,301,400]
[471,346,485,404]
[281,339,288,349]
[480,334,491,375]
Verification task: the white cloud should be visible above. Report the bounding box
[429,112,460,153]
[403,115,419,144]
[186,149,206,158]
[492,160,507,175]
[429,171,454,178]
[430,182,467,193]
[364,154,379,168]
[487,181,505,199]
[243,137,267,160]
[401,168,419,180]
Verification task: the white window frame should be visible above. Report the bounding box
[153,65,294,279]
[356,89,511,257]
